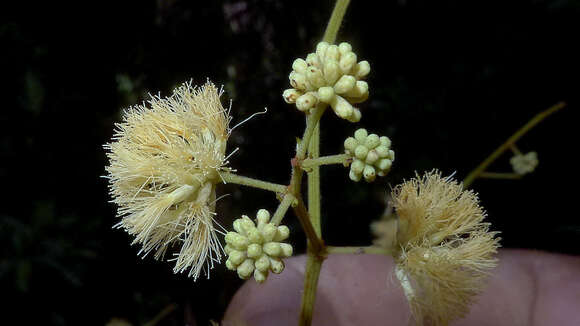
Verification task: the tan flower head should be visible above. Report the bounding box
[388,170,500,326]
[105,80,231,280]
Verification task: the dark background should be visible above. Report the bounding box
[2,0,579,325]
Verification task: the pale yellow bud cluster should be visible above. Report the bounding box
[283,42,370,122]
[224,209,293,283]
[344,128,394,182]
[510,151,538,175]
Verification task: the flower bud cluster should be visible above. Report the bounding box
[344,128,394,182]
[224,209,293,283]
[283,42,370,122]
[510,151,538,175]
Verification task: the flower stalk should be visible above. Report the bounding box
[301,154,350,170]
[463,101,565,188]
[298,1,351,325]
[326,246,393,255]
[220,172,287,194]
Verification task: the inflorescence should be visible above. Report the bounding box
[283,42,370,122]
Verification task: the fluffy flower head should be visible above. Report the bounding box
[105,80,231,280]
[388,171,500,326]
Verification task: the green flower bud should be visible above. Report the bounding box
[269,258,285,274]
[224,244,233,255]
[254,254,270,272]
[261,224,277,242]
[246,228,263,244]
[375,145,390,158]
[351,159,365,174]
[354,60,370,79]
[330,94,354,118]
[347,108,362,122]
[316,41,329,58]
[306,53,321,68]
[338,42,352,54]
[363,165,376,182]
[247,243,262,259]
[354,145,369,160]
[365,134,381,149]
[339,52,357,74]
[365,150,379,165]
[344,80,368,99]
[318,86,335,103]
[323,61,340,85]
[289,71,309,91]
[325,44,340,61]
[349,169,362,182]
[292,58,308,74]
[354,128,368,142]
[225,232,249,250]
[256,209,270,225]
[254,269,268,283]
[225,259,236,271]
[377,159,392,172]
[274,225,290,241]
[296,93,318,112]
[263,242,282,257]
[237,259,255,279]
[232,219,245,234]
[380,136,391,147]
[344,137,358,153]
[280,243,293,257]
[334,75,356,94]
[229,250,246,265]
[283,89,302,104]
[306,66,326,89]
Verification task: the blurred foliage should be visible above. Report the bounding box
[2,0,579,325]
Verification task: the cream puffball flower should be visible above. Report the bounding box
[105,80,232,280]
[387,171,500,326]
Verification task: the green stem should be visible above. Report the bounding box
[510,144,523,156]
[308,121,322,238]
[298,254,323,326]
[220,172,287,194]
[479,172,523,180]
[326,246,394,255]
[299,1,350,326]
[297,104,326,159]
[322,0,351,43]
[302,154,350,170]
[292,195,325,254]
[463,102,565,188]
[271,193,296,226]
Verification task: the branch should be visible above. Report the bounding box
[220,172,287,194]
[463,102,565,188]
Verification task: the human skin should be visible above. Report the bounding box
[223,249,580,326]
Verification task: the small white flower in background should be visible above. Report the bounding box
[225,209,293,283]
[283,41,370,122]
[104,80,231,280]
[344,128,394,182]
[510,151,538,175]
